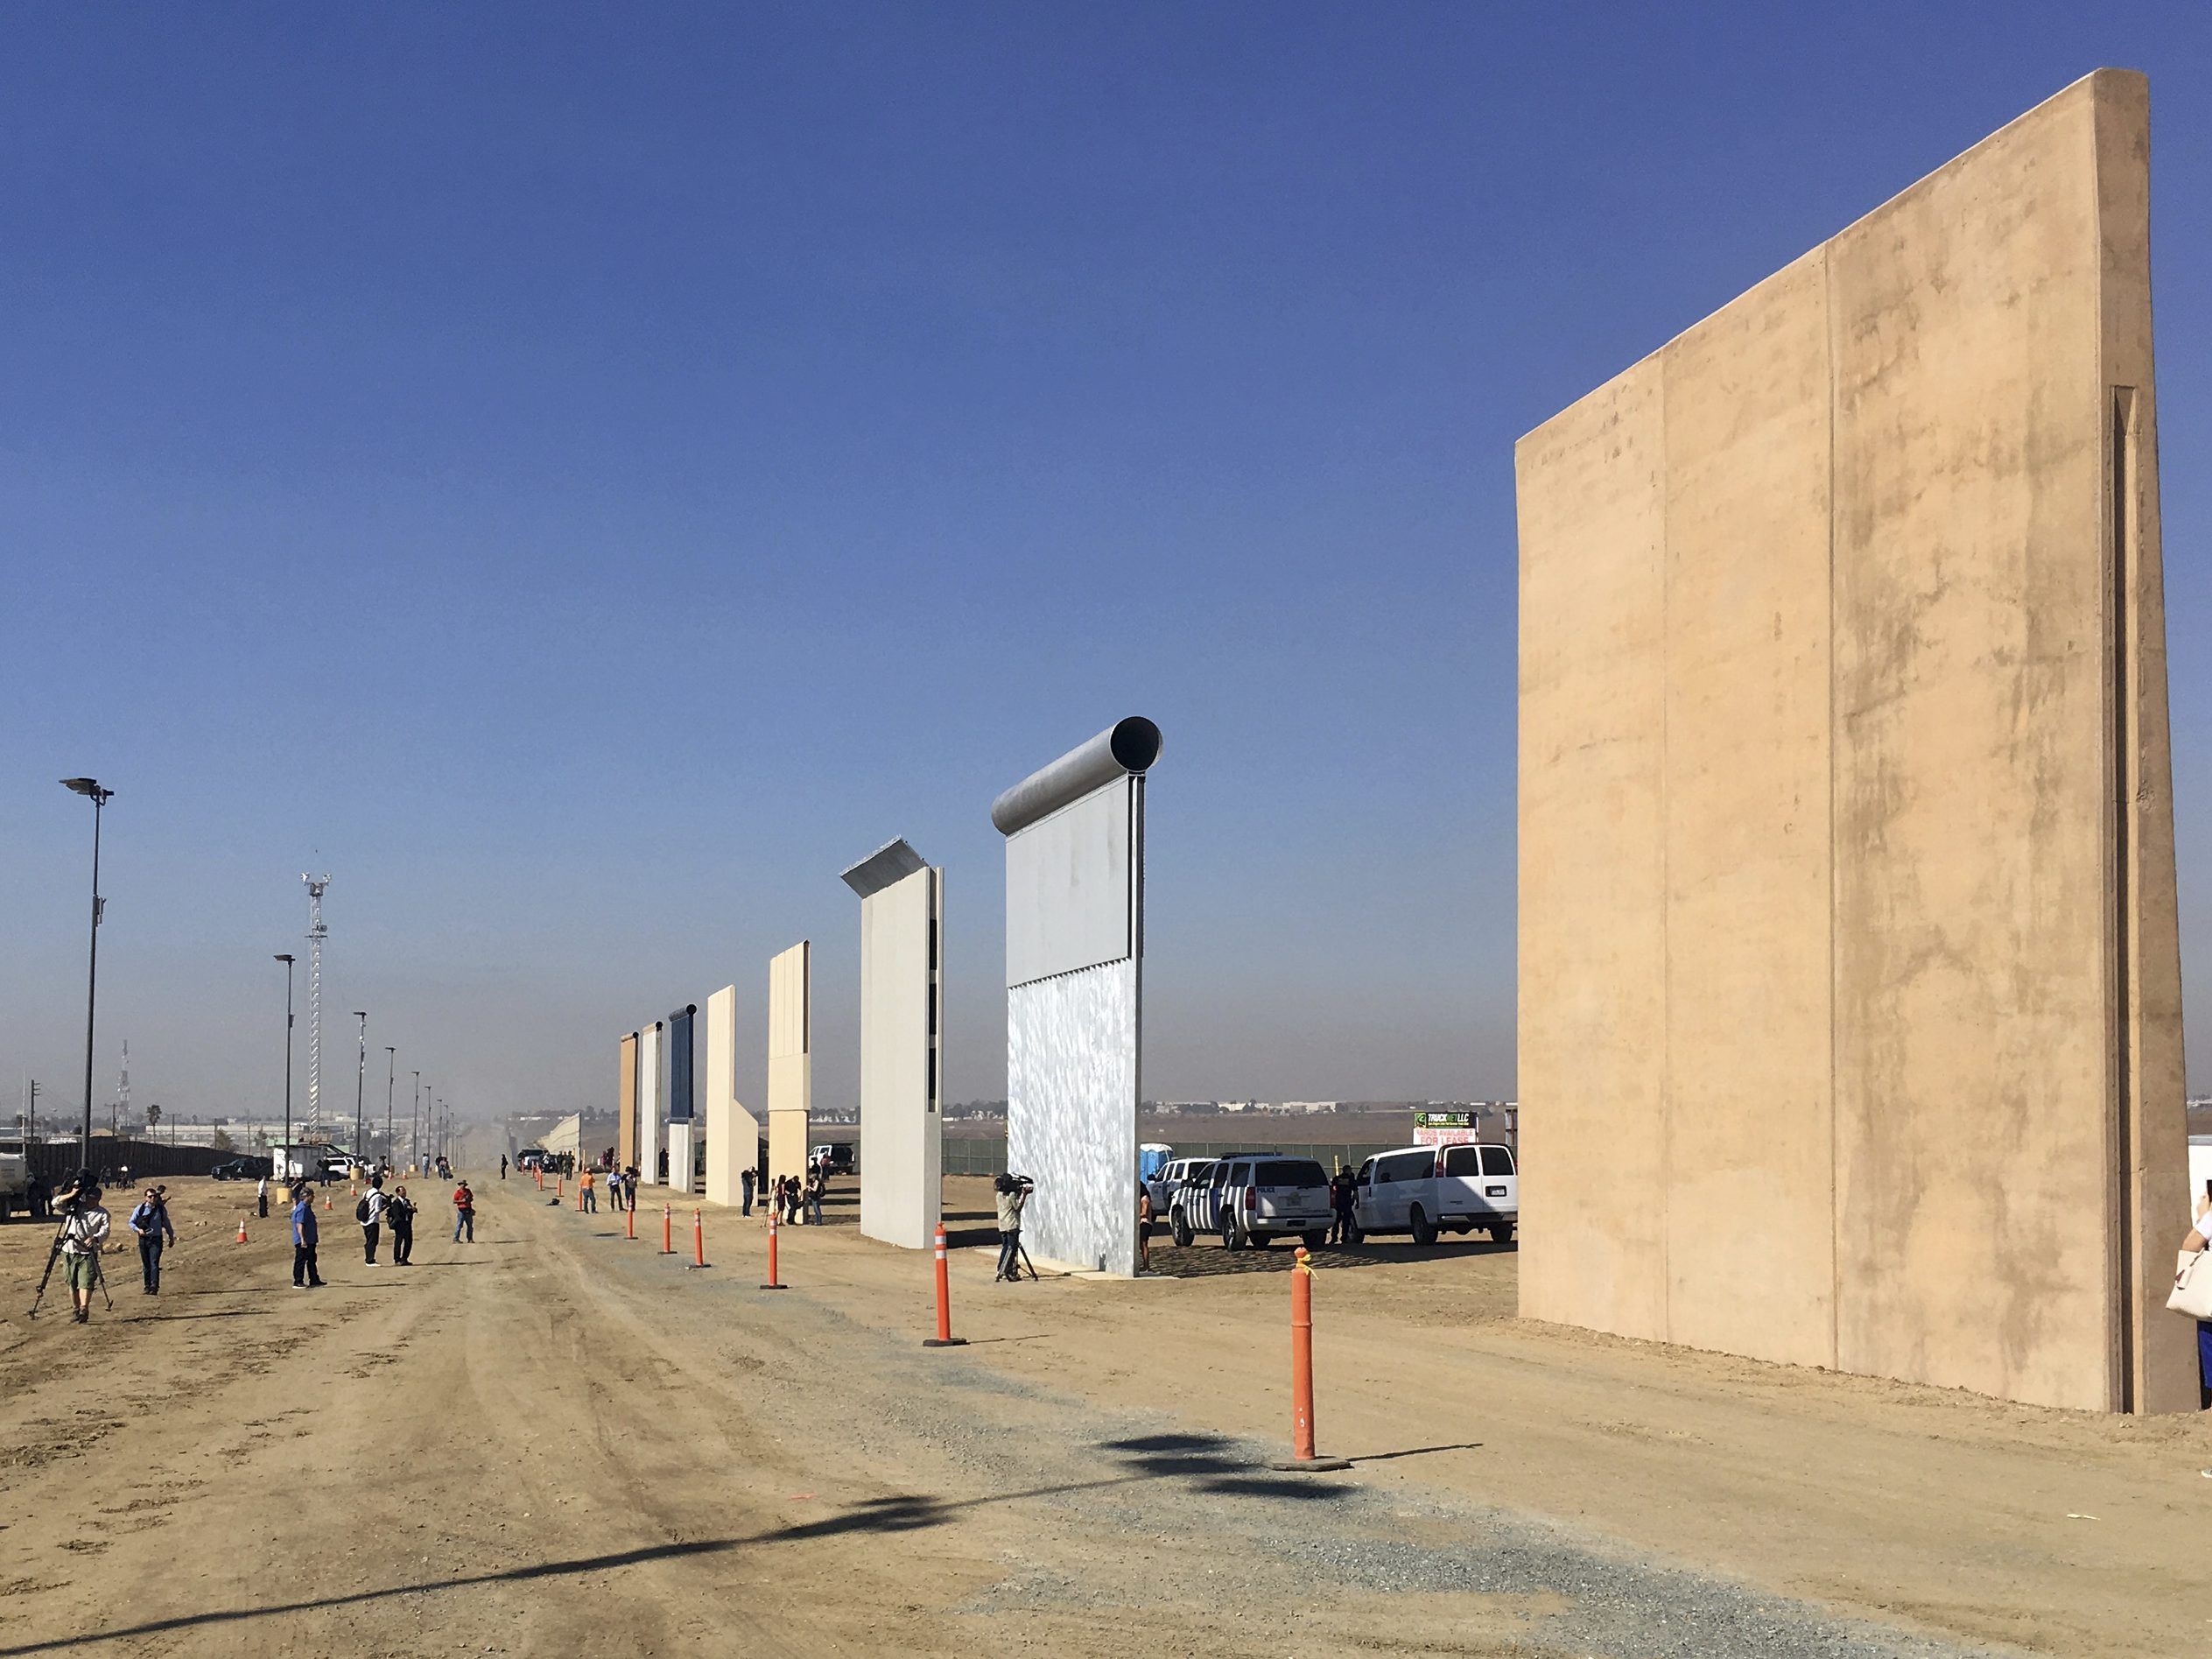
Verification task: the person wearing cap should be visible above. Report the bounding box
[126,1185,177,1295]
[452,1179,475,1242]
[57,1179,111,1323]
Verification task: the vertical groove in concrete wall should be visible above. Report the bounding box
[1517,70,2186,1411]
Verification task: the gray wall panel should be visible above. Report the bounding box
[1004,777,1132,988]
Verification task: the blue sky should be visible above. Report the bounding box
[4,4,2209,1132]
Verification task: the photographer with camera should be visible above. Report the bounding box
[52,1176,113,1324]
[994,1172,1034,1283]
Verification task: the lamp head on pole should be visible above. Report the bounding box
[274,953,295,965]
[60,777,112,805]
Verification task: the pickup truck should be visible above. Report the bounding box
[1351,1143,1518,1246]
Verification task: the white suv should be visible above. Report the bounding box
[1207,1156,1334,1251]
[1351,1144,1518,1246]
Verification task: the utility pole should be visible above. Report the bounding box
[384,1047,396,1170]
[411,1072,421,1174]
[302,875,329,1144]
[275,954,297,1181]
[352,1010,368,1165]
[60,777,112,1170]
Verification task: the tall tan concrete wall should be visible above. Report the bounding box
[1516,70,2188,1413]
[616,1032,637,1173]
[767,941,811,1190]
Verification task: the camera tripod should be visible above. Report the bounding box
[27,1207,113,1319]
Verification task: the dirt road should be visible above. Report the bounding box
[0,1173,2207,1657]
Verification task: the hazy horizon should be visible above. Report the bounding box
[6,5,2210,1129]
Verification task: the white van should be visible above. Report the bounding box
[1351,1144,1517,1246]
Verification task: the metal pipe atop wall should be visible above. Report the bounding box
[989,717,1162,837]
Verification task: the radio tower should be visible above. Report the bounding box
[304,874,330,1142]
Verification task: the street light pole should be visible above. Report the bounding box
[275,954,296,1182]
[352,1011,368,1168]
[411,1072,421,1174]
[60,778,113,1171]
[384,1046,396,1170]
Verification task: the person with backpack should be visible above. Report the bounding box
[804,1168,825,1226]
[357,1177,389,1264]
[126,1185,176,1295]
[452,1180,475,1242]
[386,1184,418,1265]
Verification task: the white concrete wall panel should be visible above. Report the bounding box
[664,1121,695,1195]
[703,984,759,1208]
[1004,779,1133,988]
[859,865,942,1250]
[767,942,811,1189]
[1008,957,1138,1275]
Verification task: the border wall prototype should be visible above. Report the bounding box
[844,839,945,1250]
[994,719,1161,1276]
[1516,71,2187,1412]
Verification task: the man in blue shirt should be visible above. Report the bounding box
[125,1185,177,1294]
[291,1189,324,1289]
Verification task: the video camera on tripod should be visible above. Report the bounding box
[28,1170,113,1320]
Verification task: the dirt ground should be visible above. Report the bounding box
[2,1171,2209,1657]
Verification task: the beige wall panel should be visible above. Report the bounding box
[1517,71,2186,1411]
[617,1032,637,1173]
[1516,358,1669,1344]
[1829,77,2117,1410]
[1659,252,1837,1368]
[767,942,811,1189]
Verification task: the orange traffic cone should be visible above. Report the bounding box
[236,1217,249,1243]
[322,1194,331,1211]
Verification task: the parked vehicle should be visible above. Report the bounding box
[1169,1156,1244,1246]
[1350,1144,1518,1247]
[209,1156,273,1181]
[0,1145,30,1222]
[1147,1156,1211,1221]
[516,1148,553,1171]
[1203,1155,1334,1250]
[809,1143,854,1175]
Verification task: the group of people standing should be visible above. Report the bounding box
[290,1174,475,1287]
